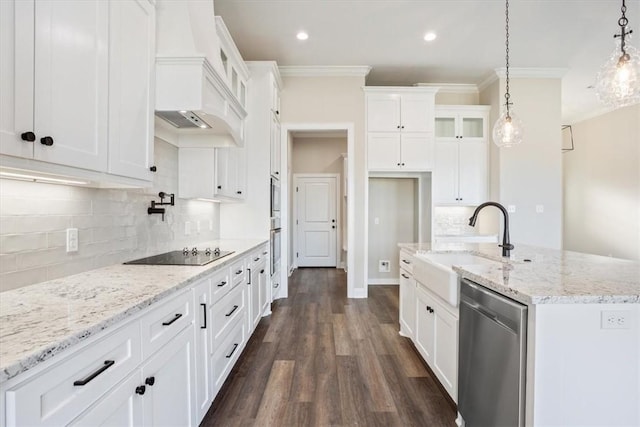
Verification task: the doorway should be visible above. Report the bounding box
[279,123,355,298]
[294,174,339,267]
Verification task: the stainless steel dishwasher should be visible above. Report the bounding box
[458,279,528,427]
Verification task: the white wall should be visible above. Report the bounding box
[562,105,640,260]
[368,178,417,283]
[0,138,220,292]
[480,77,563,250]
[280,75,366,293]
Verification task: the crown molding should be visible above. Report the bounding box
[415,83,478,94]
[278,65,372,77]
[478,67,569,92]
[245,61,283,87]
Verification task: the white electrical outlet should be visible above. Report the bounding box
[378,260,390,273]
[536,204,544,213]
[601,310,632,329]
[185,221,192,235]
[66,228,78,253]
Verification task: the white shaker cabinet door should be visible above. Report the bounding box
[400,132,434,171]
[141,326,196,427]
[107,0,155,181]
[193,279,213,424]
[0,0,35,159]
[33,0,109,171]
[69,373,144,427]
[458,141,487,205]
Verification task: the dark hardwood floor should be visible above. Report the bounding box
[201,268,457,426]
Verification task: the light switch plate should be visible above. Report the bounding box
[66,228,78,253]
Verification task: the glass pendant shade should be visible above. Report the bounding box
[492,108,524,148]
[595,40,640,108]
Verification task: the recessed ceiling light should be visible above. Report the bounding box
[296,31,309,41]
[424,32,437,42]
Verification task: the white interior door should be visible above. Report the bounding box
[295,175,337,267]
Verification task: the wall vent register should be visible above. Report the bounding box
[124,248,234,266]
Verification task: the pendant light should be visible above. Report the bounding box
[595,0,640,108]
[492,0,524,148]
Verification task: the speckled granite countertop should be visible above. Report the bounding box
[0,239,267,384]
[399,242,640,305]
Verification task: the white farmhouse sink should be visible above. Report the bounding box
[413,252,500,306]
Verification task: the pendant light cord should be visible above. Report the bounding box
[504,0,511,119]
[616,0,633,60]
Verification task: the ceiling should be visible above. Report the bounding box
[214,0,639,124]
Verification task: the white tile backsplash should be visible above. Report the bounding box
[433,206,480,236]
[0,139,220,292]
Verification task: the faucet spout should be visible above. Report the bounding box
[468,201,514,258]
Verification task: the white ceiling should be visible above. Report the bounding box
[214,0,640,124]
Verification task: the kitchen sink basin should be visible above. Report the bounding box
[413,252,501,306]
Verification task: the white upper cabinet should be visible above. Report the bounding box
[0,0,155,184]
[367,92,435,133]
[178,147,246,202]
[433,105,490,206]
[107,0,155,181]
[365,88,437,171]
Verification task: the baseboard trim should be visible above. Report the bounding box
[368,278,399,285]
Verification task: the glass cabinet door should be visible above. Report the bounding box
[435,117,456,138]
[462,117,484,138]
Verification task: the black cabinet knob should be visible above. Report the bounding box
[401,125,405,129]
[145,376,155,386]
[217,185,222,189]
[149,166,157,172]
[275,171,279,175]
[397,125,400,129]
[21,132,36,142]
[401,163,405,166]
[236,191,242,195]
[40,136,54,146]
[275,110,279,115]
[135,385,146,395]
[397,163,401,166]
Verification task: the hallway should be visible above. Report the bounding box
[201,268,457,426]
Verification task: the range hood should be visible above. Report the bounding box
[154,1,247,147]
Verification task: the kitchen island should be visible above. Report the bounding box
[398,242,640,427]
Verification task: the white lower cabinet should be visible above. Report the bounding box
[399,251,416,339]
[140,326,195,427]
[1,245,269,427]
[193,279,213,423]
[247,250,267,333]
[414,282,459,401]
[69,372,143,427]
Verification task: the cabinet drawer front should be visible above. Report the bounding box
[211,268,232,302]
[6,322,141,427]
[230,258,246,286]
[211,320,245,395]
[211,284,245,348]
[140,290,193,358]
[400,252,415,275]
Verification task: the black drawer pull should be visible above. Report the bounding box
[162,313,182,326]
[200,303,207,329]
[401,273,409,279]
[260,269,265,274]
[225,305,239,317]
[235,269,243,275]
[254,257,260,262]
[74,360,115,386]
[225,343,239,358]
[402,259,410,264]
[262,251,268,255]
[247,268,251,285]
[217,280,227,287]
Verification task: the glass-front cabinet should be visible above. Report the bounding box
[435,106,488,142]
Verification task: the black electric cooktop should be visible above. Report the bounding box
[124,248,234,266]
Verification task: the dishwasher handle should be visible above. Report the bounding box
[461,300,519,335]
